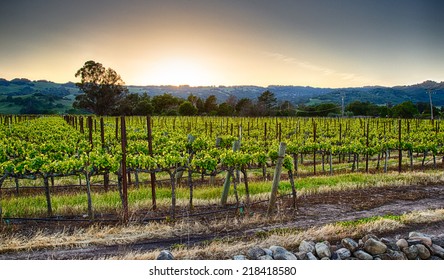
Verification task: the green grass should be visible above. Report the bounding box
[1,170,443,218]
[335,215,403,227]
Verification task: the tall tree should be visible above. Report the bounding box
[204,95,218,114]
[257,90,277,115]
[74,60,128,115]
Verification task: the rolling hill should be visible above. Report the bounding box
[0,78,443,114]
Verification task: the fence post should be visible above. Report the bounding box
[147,116,156,211]
[121,116,129,222]
[267,142,286,215]
[221,140,240,206]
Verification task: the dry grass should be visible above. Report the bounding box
[108,208,444,260]
[297,171,444,196]
[1,207,442,258]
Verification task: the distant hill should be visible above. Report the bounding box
[0,78,443,114]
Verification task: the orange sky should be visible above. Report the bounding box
[1,0,443,87]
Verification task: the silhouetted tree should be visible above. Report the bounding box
[73,60,128,115]
[257,90,277,115]
[179,101,198,116]
[204,95,218,114]
[152,93,181,115]
[391,101,419,118]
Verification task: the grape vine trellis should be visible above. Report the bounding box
[0,115,443,222]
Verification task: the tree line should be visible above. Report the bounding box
[73,60,442,118]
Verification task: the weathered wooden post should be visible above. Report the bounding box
[221,140,240,206]
[267,142,286,215]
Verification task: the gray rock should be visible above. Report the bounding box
[409,232,430,238]
[247,246,266,260]
[408,232,432,247]
[315,242,332,259]
[331,252,341,260]
[402,245,419,260]
[364,238,387,255]
[341,238,359,252]
[431,234,444,247]
[299,240,316,254]
[263,248,273,257]
[396,239,409,250]
[362,234,380,243]
[274,252,298,260]
[431,256,443,260]
[306,252,318,260]
[353,250,373,260]
[233,255,247,260]
[295,251,308,260]
[270,245,289,257]
[320,257,330,260]
[379,249,407,260]
[416,244,431,260]
[380,238,399,251]
[156,250,174,260]
[431,244,444,259]
[408,237,432,247]
[258,255,274,260]
[335,248,351,259]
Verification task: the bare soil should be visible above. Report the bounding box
[1,183,443,259]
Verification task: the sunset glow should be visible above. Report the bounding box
[0,0,443,87]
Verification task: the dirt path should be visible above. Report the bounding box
[1,184,443,260]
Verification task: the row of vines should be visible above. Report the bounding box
[0,115,443,221]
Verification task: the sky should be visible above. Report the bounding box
[0,0,443,88]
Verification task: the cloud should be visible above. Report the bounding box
[265,51,372,85]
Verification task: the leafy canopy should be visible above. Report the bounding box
[74,60,128,115]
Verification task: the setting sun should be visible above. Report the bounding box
[146,58,215,86]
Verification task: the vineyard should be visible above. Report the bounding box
[0,115,443,225]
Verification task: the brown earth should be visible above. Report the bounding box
[1,183,443,259]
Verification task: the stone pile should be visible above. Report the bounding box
[233,232,444,260]
[155,231,444,260]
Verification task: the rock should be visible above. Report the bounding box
[263,248,273,257]
[409,232,429,238]
[353,250,373,260]
[269,245,289,257]
[299,240,316,254]
[379,249,407,260]
[335,248,351,259]
[274,251,298,260]
[341,238,359,252]
[408,237,432,247]
[380,238,399,251]
[156,250,174,260]
[258,255,274,260]
[402,245,419,260]
[306,252,318,260]
[320,257,330,260]
[247,246,266,260]
[233,255,247,260]
[396,239,409,250]
[431,244,444,259]
[331,252,341,260]
[416,244,431,260]
[430,256,443,260]
[315,242,332,259]
[295,251,308,260]
[362,234,380,243]
[431,235,444,247]
[408,231,432,247]
[364,238,387,255]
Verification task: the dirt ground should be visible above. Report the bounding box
[1,183,443,259]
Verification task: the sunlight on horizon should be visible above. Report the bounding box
[139,58,219,86]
